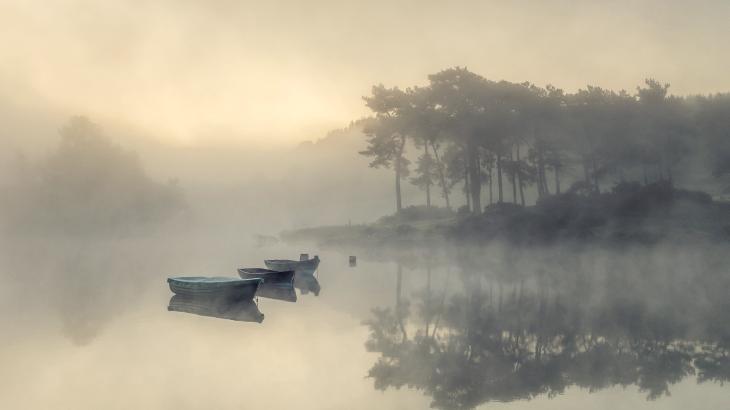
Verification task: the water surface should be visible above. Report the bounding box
[0,236,728,409]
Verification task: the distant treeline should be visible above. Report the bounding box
[358,67,730,213]
[1,117,184,235]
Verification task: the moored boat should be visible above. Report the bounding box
[167,277,262,300]
[237,268,295,284]
[237,268,297,302]
[264,255,320,274]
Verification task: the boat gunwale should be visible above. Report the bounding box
[167,277,263,298]
[237,268,295,283]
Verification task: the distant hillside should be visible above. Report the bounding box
[0,117,184,236]
[123,121,430,234]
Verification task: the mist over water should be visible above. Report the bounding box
[2,2,730,409]
[1,230,729,409]
[2,92,730,410]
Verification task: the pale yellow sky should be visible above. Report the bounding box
[1,0,729,146]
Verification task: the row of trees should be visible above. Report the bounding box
[359,67,730,214]
[1,117,185,235]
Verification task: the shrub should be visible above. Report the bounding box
[378,205,454,225]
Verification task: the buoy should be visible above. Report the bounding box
[300,253,309,261]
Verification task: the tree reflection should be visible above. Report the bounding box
[364,263,730,409]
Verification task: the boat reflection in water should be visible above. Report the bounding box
[364,262,730,410]
[165,251,325,323]
[240,257,321,298]
[265,255,320,274]
[257,281,298,302]
[294,272,321,296]
[238,268,298,302]
[168,295,264,323]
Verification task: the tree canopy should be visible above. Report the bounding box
[359,68,730,214]
[1,116,185,235]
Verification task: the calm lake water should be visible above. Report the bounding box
[0,235,728,409]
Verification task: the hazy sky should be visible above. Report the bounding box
[1,0,729,146]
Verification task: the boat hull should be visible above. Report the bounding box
[237,268,295,284]
[264,257,320,274]
[167,277,262,301]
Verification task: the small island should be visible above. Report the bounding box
[283,68,730,250]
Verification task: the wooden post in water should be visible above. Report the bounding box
[349,256,357,267]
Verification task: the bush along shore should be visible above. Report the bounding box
[281,182,730,249]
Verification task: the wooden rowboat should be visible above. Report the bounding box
[167,277,262,300]
[237,268,295,284]
[237,268,297,302]
[264,256,320,274]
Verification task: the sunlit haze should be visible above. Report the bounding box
[2,3,730,409]
[2,0,729,146]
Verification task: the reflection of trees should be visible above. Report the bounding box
[3,236,164,346]
[52,252,136,346]
[364,265,730,409]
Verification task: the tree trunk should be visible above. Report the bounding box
[510,147,517,204]
[396,264,402,306]
[476,154,482,208]
[517,145,525,206]
[468,142,482,213]
[426,181,431,207]
[544,172,551,195]
[592,154,600,193]
[430,141,451,210]
[497,154,504,203]
[395,263,407,341]
[498,283,504,312]
[425,265,432,335]
[554,167,561,194]
[587,138,599,193]
[489,165,493,205]
[424,143,431,208]
[395,159,402,212]
[537,148,547,197]
[395,137,406,212]
[464,164,471,212]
